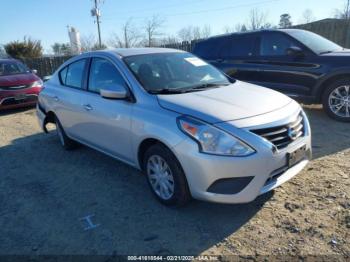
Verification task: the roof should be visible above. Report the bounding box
[103,48,185,57]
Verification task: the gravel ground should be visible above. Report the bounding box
[0,105,349,259]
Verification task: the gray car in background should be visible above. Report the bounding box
[37,48,312,206]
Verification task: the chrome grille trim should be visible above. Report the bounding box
[251,114,305,150]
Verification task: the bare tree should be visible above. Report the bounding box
[248,8,268,30]
[301,9,315,24]
[144,15,165,47]
[335,0,350,19]
[110,19,142,48]
[158,35,179,46]
[201,25,212,39]
[81,34,97,51]
[177,25,212,42]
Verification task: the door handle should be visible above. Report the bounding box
[83,104,93,111]
[53,96,59,102]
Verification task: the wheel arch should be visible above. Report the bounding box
[315,72,350,102]
[137,138,173,170]
[43,110,57,133]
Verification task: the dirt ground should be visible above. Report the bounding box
[0,105,349,259]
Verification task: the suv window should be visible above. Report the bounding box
[193,38,223,59]
[60,59,87,89]
[88,58,127,93]
[220,35,257,58]
[260,33,300,56]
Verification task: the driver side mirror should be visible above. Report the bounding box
[286,46,304,57]
[100,85,128,100]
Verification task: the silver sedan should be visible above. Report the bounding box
[37,48,312,206]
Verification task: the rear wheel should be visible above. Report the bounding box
[322,78,350,122]
[55,116,77,150]
[143,144,191,206]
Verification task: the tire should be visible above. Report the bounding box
[143,143,191,206]
[55,116,77,150]
[322,78,350,122]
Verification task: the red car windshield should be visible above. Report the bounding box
[0,61,29,76]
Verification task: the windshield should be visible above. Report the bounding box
[124,52,231,94]
[0,60,29,76]
[287,30,343,54]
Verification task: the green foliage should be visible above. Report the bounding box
[4,37,43,59]
[279,13,292,28]
[52,43,72,56]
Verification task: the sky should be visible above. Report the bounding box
[0,0,345,53]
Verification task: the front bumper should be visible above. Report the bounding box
[0,87,41,110]
[172,111,312,204]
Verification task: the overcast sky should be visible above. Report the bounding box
[0,0,345,53]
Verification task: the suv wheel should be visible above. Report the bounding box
[323,78,350,122]
[55,116,77,150]
[143,144,191,206]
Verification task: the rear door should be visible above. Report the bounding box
[53,58,90,140]
[251,31,318,96]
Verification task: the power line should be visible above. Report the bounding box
[103,0,280,21]
[104,0,205,17]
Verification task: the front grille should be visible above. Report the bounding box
[0,84,30,90]
[251,113,304,150]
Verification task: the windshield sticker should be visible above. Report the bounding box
[185,57,208,67]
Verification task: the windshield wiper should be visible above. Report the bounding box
[182,82,230,92]
[319,50,334,55]
[148,88,186,94]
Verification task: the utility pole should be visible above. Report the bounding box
[91,0,102,48]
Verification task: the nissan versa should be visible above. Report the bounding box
[37,48,312,206]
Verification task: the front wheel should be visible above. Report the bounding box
[322,78,350,122]
[143,144,191,206]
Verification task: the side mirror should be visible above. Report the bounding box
[32,69,38,74]
[100,85,127,99]
[43,75,52,82]
[286,46,304,57]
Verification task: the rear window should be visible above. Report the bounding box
[193,37,224,59]
[219,35,257,58]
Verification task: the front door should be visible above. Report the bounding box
[77,57,133,163]
[251,32,319,97]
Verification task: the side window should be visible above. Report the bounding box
[260,33,300,56]
[64,59,87,89]
[220,36,257,58]
[88,58,127,93]
[59,67,68,85]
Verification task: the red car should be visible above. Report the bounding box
[0,59,43,110]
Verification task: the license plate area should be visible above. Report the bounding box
[14,94,27,101]
[287,145,307,167]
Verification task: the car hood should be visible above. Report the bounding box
[0,73,39,87]
[157,81,292,124]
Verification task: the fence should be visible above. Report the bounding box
[293,18,350,48]
[162,19,350,52]
[21,56,72,78]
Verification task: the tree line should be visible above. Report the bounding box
[2,1,350,59]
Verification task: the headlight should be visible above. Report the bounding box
[177,116,255,156]
[30,80,43,88]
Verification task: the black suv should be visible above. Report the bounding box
[193,29,350,122]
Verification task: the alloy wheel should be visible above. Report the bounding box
[328,85,350,118]
[146,155,175,200]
